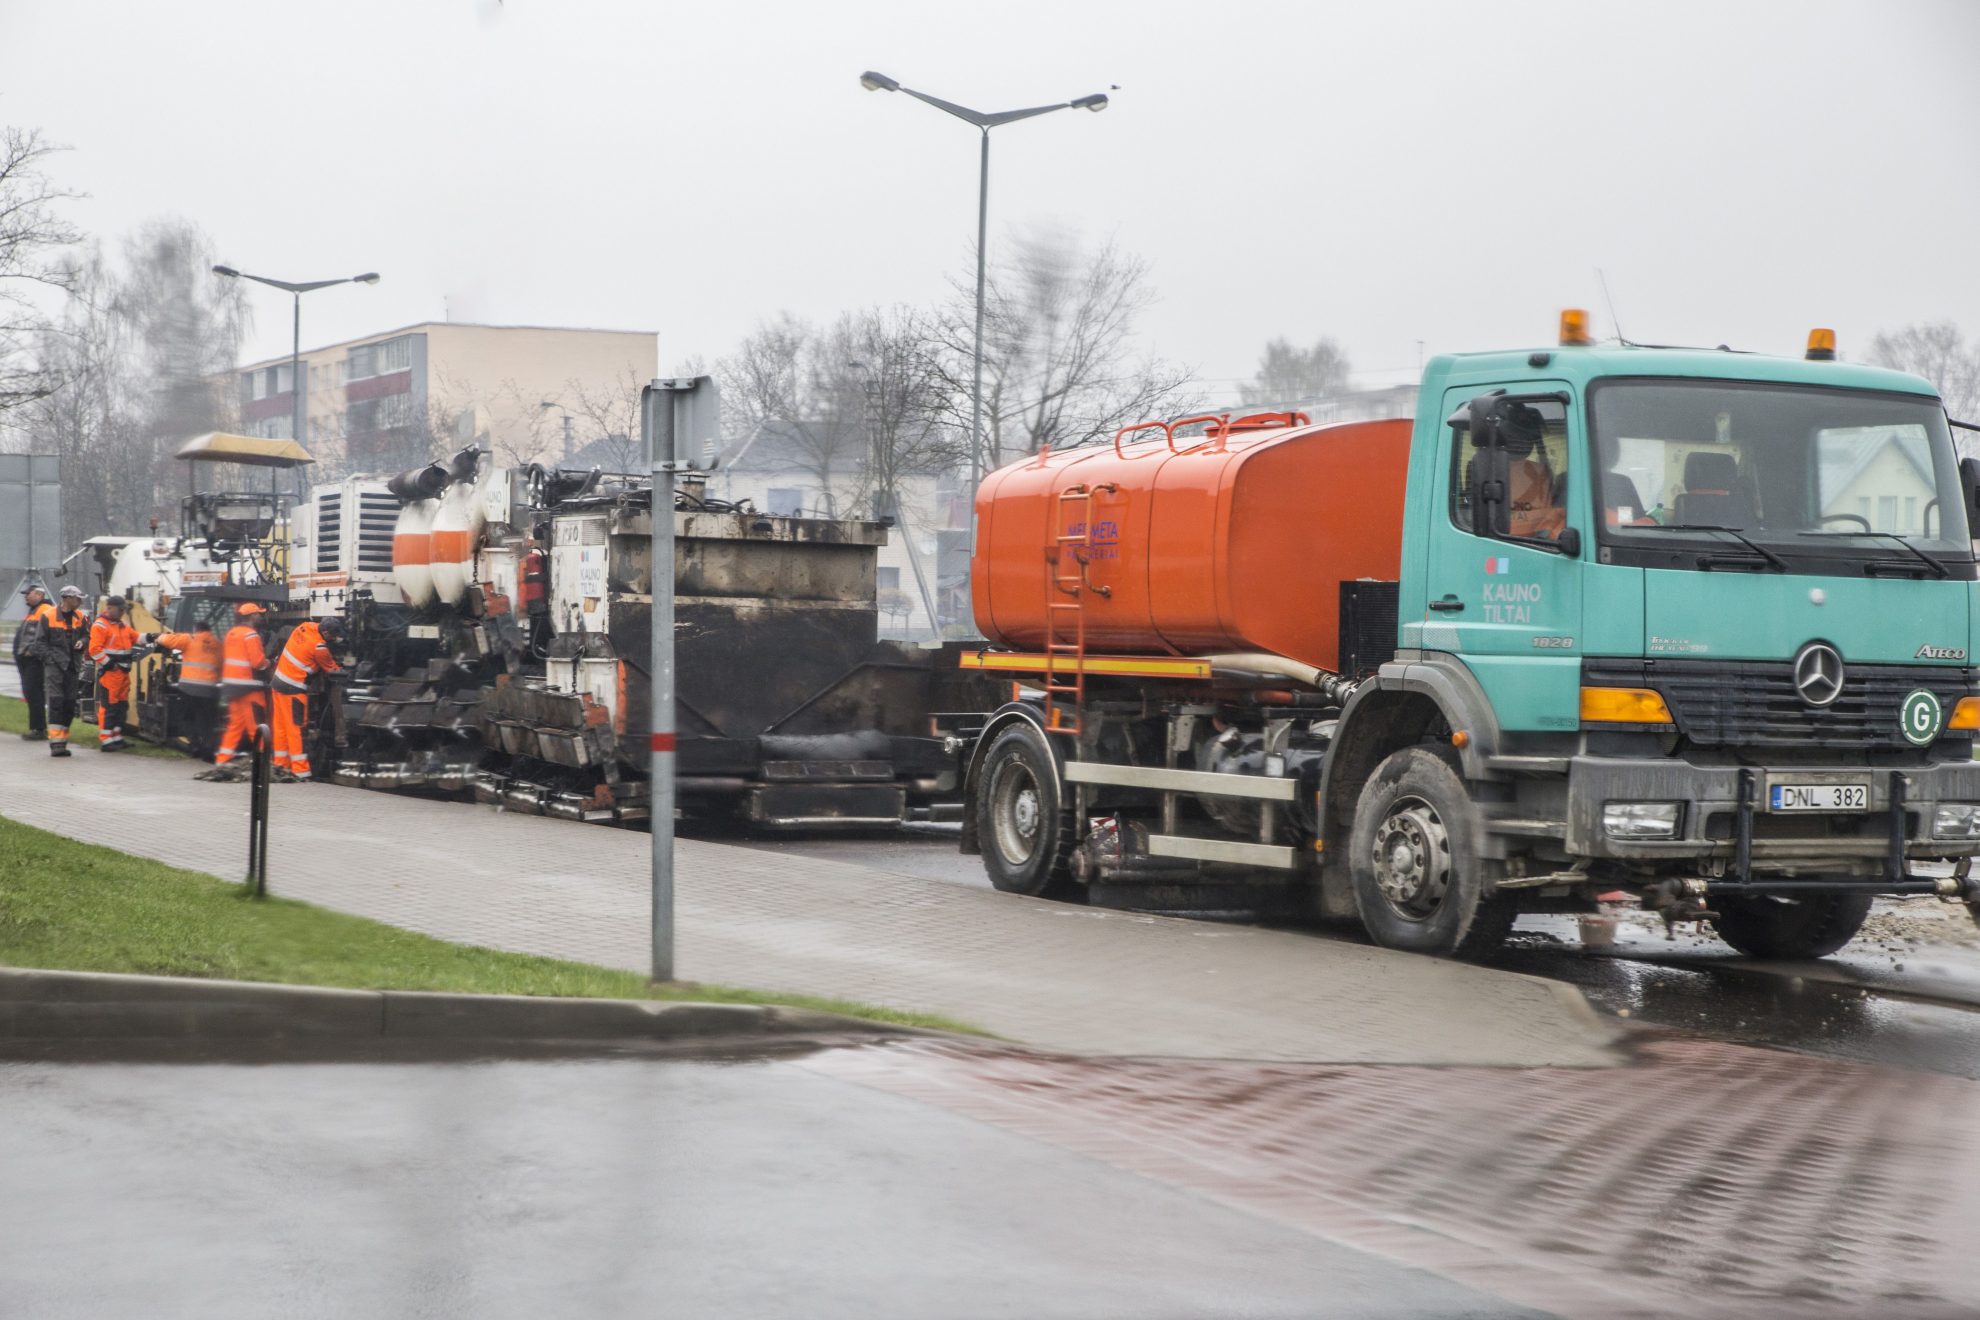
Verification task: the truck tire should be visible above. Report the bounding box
[1349,745,1516,960]
[1709,891,1872,960]
[975,722,1077,900]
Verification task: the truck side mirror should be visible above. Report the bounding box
[1961,456,1980,524]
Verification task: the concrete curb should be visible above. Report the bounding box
[0,966,926,1046]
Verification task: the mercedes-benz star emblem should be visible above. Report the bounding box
[1793,641,1845,707]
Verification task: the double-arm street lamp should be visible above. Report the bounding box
[858,71,1108,526]
[211,266,381,452]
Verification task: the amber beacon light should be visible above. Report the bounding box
[1558,308,1593,347]
[1805,328,1837,361]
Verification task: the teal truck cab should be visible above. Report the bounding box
[956,314,1980,959]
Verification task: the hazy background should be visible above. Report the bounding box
[4,0,1976,399]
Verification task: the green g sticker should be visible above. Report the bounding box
[1900,689,1944,746]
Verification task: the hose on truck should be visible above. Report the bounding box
[1201,652,1361,706]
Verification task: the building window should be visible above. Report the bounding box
[1878,495,1898,532]
[1903,496,1918,532]
[766,487,804,516]
[877,566,900,590]
[348,336,412,381]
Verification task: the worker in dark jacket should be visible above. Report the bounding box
[13,583,52,740]
[35,585,91,758]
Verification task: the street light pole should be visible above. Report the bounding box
[858,72,1110,550]
[973,127,989,523]
[212,266,382,455]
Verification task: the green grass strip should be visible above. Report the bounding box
[0,691,184,759]
[0,814,979,1034]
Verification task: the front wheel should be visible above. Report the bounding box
[974,722,1078,900]
[1349,746,1515,960]
[1709,891,1872,959]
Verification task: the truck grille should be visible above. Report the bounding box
[1582,657,1976,750]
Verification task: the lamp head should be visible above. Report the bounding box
[212,265,240,278]
[1071,93,1109,112]
[353,272,381,284]
[859,71,900,93]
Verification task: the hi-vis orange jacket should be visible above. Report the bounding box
[88,615,140,672]
[272,620,342,693]
[220,624,270,696]
[156,629,223,691]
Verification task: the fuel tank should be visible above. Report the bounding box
[971,417,1411,673]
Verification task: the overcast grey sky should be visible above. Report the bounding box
[5,0,1976,403]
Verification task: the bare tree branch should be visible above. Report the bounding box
[928,226,1197,471]
[0,125,82,414]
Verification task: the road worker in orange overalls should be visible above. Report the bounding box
[197,602,271,782]
[87,594,141,752]
[268,615,344,783]
[150,615,223,760]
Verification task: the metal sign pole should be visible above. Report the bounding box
[641,376,719,984]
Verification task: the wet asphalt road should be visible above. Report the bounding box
[697,822,1980,1080]
[0,1055,1538,1320]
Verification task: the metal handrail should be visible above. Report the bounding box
[1164,413,1234,455]
[1112,420,1171,458]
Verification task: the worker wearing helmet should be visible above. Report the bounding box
[200,601,272,781]
[268,614,345,782]
[87,595,141,752]
[13,583,53,741]
[520,523,552,655]
[149,615,223,760]
[34,585,91,758]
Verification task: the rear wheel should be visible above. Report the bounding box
[975,722,1078,900]
[1709,891,1872,960]
[1349,746,1515,960]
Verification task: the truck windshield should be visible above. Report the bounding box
[1590,379,1973,568]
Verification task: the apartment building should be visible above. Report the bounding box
[235,322,656,475]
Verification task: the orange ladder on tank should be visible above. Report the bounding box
[1042,484,1111,735]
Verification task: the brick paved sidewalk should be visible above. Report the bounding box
[0,734,1618,1066]
[808,1035,1980,1320]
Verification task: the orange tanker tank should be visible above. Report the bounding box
[971,414,1412,674]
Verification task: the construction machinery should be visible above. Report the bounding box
[954,316,1980,960]
[288,453,995,826]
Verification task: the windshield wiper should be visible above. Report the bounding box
[1628,523,1789,572]
[1797,530,1951,579]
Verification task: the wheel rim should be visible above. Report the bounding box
[988,757,1044,867]
[1370,794,1452,922]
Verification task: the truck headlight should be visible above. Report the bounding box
[1603,801,1682,839]
[1932,803,1980,839]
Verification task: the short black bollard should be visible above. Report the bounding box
[245,721,272,897]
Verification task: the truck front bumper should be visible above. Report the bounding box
[1564,754,1980,875]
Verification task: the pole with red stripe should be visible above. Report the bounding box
[644,376,719,984]
[647,382,678,983]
